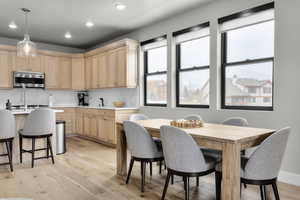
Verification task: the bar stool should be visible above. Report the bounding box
[215,127,290,200]
[19,108,55,168]
[0,110,15,172]
[123,121,164,193]
[160,125,218,200]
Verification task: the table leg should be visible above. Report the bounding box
[222,143,241,200]
[117,124,127,176]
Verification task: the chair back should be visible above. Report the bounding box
[184,115,202,121]
[22,108,55,136]
[245,127,290,180]
[160,125,208,173]
[129,114,149,121]
[222,117,248,127]
[123,121,161,159]
[0,110,15,139]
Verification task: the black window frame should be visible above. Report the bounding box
[220,2,275,111]
[142,36,168,107]
[174,22,210,108]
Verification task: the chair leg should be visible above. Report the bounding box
[5,141,13,172]
[215,172,222,200]
[272,182,280,200]
[141,161,146,192]
[260,185,266,200]
[31,138,35,168]
[196,176,199,187]
[171,175,174,184]
[47,137,55,164]
[161,170,171,200]
[126,158,134,184]
[150,162,152,176]
[159,160,162,174]
[184,177,190,200]
[46,137,49,159]
[19,135,23,163]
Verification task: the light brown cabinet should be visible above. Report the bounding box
[85,56,92,90]
[55,108,76,135]
[98,53,107,88]
[13,54,42,72]
[0,50,13,88]
[72,57,85,90]
[42,55,60,89]
[71,108,137,146]
[84,40,138,89]
[59,57,72,89]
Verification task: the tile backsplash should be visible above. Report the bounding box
[0,88,139,109]
[88,88,139,107]
[0,89,77,109]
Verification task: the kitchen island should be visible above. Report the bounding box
[0,108,63,165]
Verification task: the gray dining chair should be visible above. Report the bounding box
[184,114,202,121]
[0,110,15,172]
[129,113,149,121]
[215,127,290,200]
[19,108,55,168]
[160,125,218,200]
[202,117,249,160]
[129,113,164,175]
[123,120,164,193]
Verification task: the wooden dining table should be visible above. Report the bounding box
[116,119,275,200]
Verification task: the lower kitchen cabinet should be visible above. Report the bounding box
[58,107,138,147]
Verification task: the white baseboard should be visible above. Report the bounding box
[278,170,300,186]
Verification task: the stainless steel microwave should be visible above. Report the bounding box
[13,71,45,89]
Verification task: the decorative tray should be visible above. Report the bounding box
[170,119,203,128]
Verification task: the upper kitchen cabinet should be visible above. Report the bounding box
[98,52,107,88]
[71,56,85,90]
[0,50,14,88]
[13,53,42,72]
[42,55,60,89]
[85,56,93,89]
[59,57,72,89]
[85,39,138,89]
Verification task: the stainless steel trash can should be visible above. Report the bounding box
[56,120,66,155]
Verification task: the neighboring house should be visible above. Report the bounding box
[226,75,272,106]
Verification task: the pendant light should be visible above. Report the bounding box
[17,8,37,57]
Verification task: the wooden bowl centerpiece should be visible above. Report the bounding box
[170,119,203,128]
[113,101,125,108]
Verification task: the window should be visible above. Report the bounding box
[142,36,167,106]
[174,22,210,108]
[220,2,274,111]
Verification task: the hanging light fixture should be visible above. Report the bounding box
[17,8,37,57]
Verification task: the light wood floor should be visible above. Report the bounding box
[0,137,300,200]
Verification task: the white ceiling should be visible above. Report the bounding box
[0,0,215,49]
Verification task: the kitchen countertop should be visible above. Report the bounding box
[9,108,64,115]
[51,105,139,110]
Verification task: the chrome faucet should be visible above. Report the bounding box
[21,84,27,110]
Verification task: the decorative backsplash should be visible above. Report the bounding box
[0,88,139,109]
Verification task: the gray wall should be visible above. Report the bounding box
[96,0,300,177]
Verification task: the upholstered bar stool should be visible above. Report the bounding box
[215,127,290,200]
[160,125,218,200]
[19,108,55,168]
[123,121,164,193]
[129,114,164,175]
[0,110,15,172]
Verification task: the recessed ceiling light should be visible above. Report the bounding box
[85,21,94,28]
[115,3,126,10]
[8,21,18,29]
[64,32,72,39]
